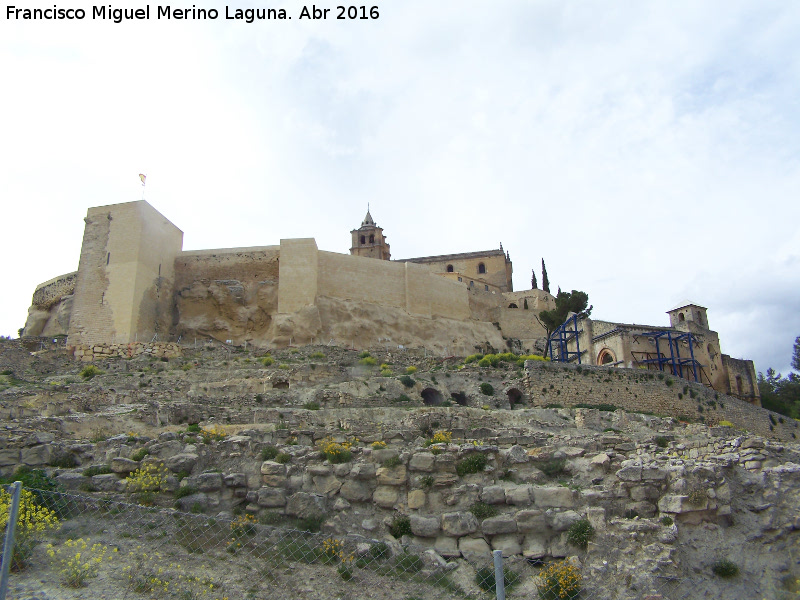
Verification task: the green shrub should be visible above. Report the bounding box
[359,357,378,366]
[665,378,674,387]
[174,486,197,499]
[303,402,321,411]
[464,354,483,364]
[260,356,275,366]
[395,552,423,573]
[405,366,417,374]
[48,453,79,468]
[537,562,581,600]
[469,502,498,520]
[358,351,371,358]
[186,423,201,433]
[456,453,488,476]
[261,445,279,461]
[419,475,434,488]
[479,382,494,396]
[297,514,326,532]
[566,519,594,550]
[393,394,412,403]
[275,453,291,464]
[538,458,566,478]
[382,456,402,468]
[478,357,492,368]
[79,365,103,380]
[309,352,326,359]
[130,448,149,462]
[398,375,416,388]
[660,516,673,526]
[370,541,390,560]
[475,566,520,592]
[711,559,739,578]
[654,436,669,448]
[388,515,412,538]
[82,465,112,477]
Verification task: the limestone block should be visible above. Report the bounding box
[195,472,223,492]
[590,453,610,470]
[0,449,20,466]
[377,465,407,486]
[533,487,574,509]
[350,463,376,480]
[224,473,247,487]
[333,464,351,478]
[165,453,198,473]
[373,486,399,508]
[257,487,286,507]
[333,497,350,511]
[434,535,460,558]
[546,509,581,531]
[491,533,522,556]
[148,440,183,459]
[504,445,528,464]
[409,453,436,472]
[435,454,457,472]
[177,493,209,512]
[481,515,517,535]
[515,509,546,532]
[616,461,642,482]
[505,485,533,506]
[585,507,606,531]
[410,514,440,537]
[522,534,547,558]
[313,475,342,497]
[481,485,506,505]
[408,489,426,510]
[548,534,569,558]
[26,432,55,445]
[642,466,668,480]
[434,473,458,487]
[372,449,399,463]
[56,472,85,490]
[110,457,139,474]
[561,447,585,458]
[92,474,121,492]
[286,492,325,518]
[361,519,377,531]
[441,512,478,537]
[340,480,374,502]
[657,495,707,513]
[307,464,332,476]
[458,537,491,560]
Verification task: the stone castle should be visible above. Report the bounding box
[22,200,758,403]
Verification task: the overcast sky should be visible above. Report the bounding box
[1,1,798,376]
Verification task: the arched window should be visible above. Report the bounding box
[508,303,518,309]
[446,264,454,273]
[678,313,685,321]
[369,234,375,243]
[478,263,486,274]
[597,349,616,365]
[360,235,366,244]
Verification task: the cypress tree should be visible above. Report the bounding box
[531,269,538,290]
[542,259,550,294]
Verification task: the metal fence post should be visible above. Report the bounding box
[493,549,506,600]
[0,481,22,600]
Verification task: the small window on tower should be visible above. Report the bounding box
[360,235,366,244]
[478,263,486,274]
[446,265,454,273]
[369,234,375,243]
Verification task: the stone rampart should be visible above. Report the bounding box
[31,272,77,309]
[71,342,182,362]
[524,360,797,440]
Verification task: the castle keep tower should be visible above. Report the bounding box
[350,209,390,260]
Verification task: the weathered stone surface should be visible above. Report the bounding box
[408,489,426,510]
[193,472,223,492]
[515,509,546,532]
[165,453,198,473]
[26,432,55,445]
[410,514,440,537]
[307,464,332,476]
[257,487,286,507]
[224,473,247,487]
[590,453,610,470]
[350,463,376,480]
[409,453,436,472]
[92,473,121,492]
[522,535,547,558]
[0,449,20,466]
[148,440,183,459]
[286,492,325,518]
[20,444,51,466]
[546,509,581,531]
[642,465,668,480]
[56,472,85,490]
[372,485,399,508]
[481,485,506,504]
[377,465,407,486]
[434,535,460,558]
[505,485,532,506]
[260,461,287,476]
[313,475,342,497]
[657,495,707,513]
[111,457,139,474]
[616,461,643,482]
[458,537,491,560]
[441,512,478,537]
[491,533,522,555]
[505,445,528,463]
[533,487,574,509]
[177,492,209,512]
[333,497,350,511]
[340,480,374,502]
[481,515,517,535]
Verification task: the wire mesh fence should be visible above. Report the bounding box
[0,484,746,600]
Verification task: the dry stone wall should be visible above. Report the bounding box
[72,342,182,361]
[523,360,798,441]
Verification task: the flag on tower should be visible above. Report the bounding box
[139,174,146,186]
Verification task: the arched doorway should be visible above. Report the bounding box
[507,388,524,408]
[597,349,616,365]
[451,392,468,406]
[422,388,444,406]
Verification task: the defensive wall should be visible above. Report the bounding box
[31,272,77,309]
[523,360,797,440]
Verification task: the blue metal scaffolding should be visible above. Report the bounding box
[548,313,584,364]
[632,330,702,383]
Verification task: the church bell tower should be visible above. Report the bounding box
[350,208,391,260]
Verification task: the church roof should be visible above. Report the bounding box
[362,209,375,227]
[667,300,707,312]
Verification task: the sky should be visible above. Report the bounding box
[1,1,798,376]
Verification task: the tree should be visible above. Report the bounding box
[792,335,800,372]
[535,290,592,358]
[758,368,800,419]
[541,259,550,294]
[531,269,537,290]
